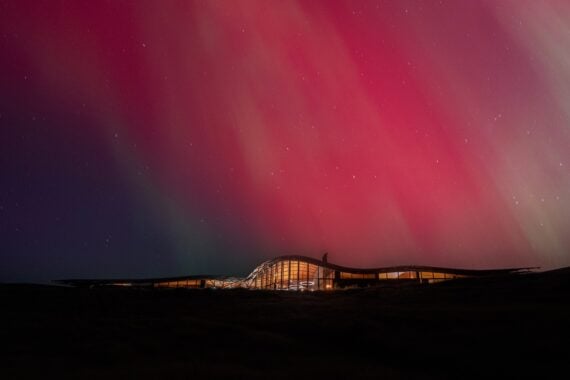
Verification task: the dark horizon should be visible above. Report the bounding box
[4,267,570,378]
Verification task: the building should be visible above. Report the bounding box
[57,254,529,290]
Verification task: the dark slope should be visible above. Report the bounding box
[2,269,570,379]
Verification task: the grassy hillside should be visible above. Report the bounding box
[2,270,570,379]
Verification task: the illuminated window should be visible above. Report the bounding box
[398,271,416,279]
[340,272,375,279]
[188,279,201,287]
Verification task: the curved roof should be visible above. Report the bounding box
[253,255,530,276]
[55,255,532,287]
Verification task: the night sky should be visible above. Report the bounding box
[2,0,570,283]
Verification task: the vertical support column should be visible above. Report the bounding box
[297,259,300,291]
[306,262,309,290]
[287,259,291,290]
[273,264,276,290]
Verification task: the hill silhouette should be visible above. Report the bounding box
[2,268,570,379]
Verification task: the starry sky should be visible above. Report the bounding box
[2,0,570,282]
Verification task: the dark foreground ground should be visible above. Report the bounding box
[2,270,570,379]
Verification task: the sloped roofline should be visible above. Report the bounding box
[264,255,534,276]
[55,254,534,286]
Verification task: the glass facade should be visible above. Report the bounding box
[61,255,505,289]
[149,259,472,290]
[241,258,468,290]
[243,259,336,290]
[154,279,202,288]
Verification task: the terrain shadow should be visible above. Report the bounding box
[2,269,570,379]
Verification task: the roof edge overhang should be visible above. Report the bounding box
[261,255,535,276]
[54,255,536,286]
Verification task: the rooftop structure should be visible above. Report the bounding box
[57,255,530,290]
